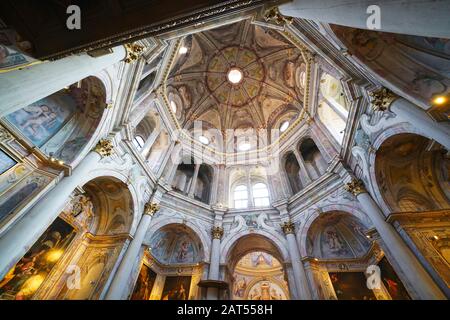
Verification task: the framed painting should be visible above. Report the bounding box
[161,276,191,300]
[0,217,76,300]
[378,257,411,300]
[0,149,16,175]
[130,263,157,300]
[329,272,376,300]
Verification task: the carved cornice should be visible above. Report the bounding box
[211,226,224,240]
[144,202,160,216]
[263,6,293,25]
[281,220,295,235]
[344,179,367,196]
[93,139,114,158]
[124,43,144,63]
[369,88,398,112]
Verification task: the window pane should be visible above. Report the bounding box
[133,136,145,149]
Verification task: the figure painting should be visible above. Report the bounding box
[378,257,410,300]
[148,225,202,264]
[161,276,191,300]
[329,272,376,300]
[6,92,77,147]
[0,149,16,175]
[0,217,76,300]
[130,264,157,300]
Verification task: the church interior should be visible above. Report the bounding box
[0,0,449,301]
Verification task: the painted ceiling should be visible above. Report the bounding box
[166,19,306,134]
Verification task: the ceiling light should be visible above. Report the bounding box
[170,100,177,113]
[179,46,188,54]
[432,96,447,106]
[238,142,251,151]
[280,121,289,132]
[227,68,243,84]
[199,136,209,145]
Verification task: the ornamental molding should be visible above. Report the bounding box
[93,139,114,158]
[343,179,367,196]
[144,202,160,216]
[281,220,295,235]
[124,43,144,63]
[369,88,398,112]
[211,226,224,240]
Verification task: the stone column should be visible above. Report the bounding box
[370,88,450,150]
[105,202,160,300]
[0,139,114,279]
[344,179,445,299]
[206,226,224,300]
[281,221,312,300]
[142,128,161,157]
[0,45,130,117]
[277,1,450,38]
[188,163,200,197]
[293,148,313,184]
[246,170,254,207]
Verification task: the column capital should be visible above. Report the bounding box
[211,226,224,240]
[93,139,114,158]
[281,220,295,235]
[344,179,367,196]
[263,6,293,25]
[144,202,160,216]
[369,88,399,112]
[123,43,144,63]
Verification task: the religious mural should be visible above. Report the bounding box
[0,217,76,300]
[307,213,371,259]
[161,276,191,300]
[130,264,157,300]
[6,92,77,147]
[247,280,287,300]
[148,225,202,265]
[329,272,376,300]
[378,257,410,300]
[0,148,16,174]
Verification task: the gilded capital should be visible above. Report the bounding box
[93,139,114,157]
[263,7,293,25]
[124,43,144,63]
[344,179,367,196]
[369,88,398,112]
[281,221,295,235]
[211,226,224,240]
[144,202,160,216]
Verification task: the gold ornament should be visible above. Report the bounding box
[211,226,224,240]
[344,179,367,196]
[263,7,293,25]
[144,202,160,216]
[93,139,114,157]
[124,43,144,63]
[281,221,295,235]
[369,88,398,112]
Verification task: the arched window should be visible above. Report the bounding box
[234,185,248,209]
[133,135,145,150]
[252,183,270,207]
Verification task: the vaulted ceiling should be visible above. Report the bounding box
[166,19,307,135]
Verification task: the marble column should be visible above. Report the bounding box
[246,170,254,207]
[105,202,160,300]
[0,46,128,117]
[188,163,200,197]
[277,0,450,38]
[0,139,114,279]
[344,179,445,299]
[293,148,312,184]
[370,88,450,150]
[281,221,312,300]
[206,226,224,300]
[142,128,161,158]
